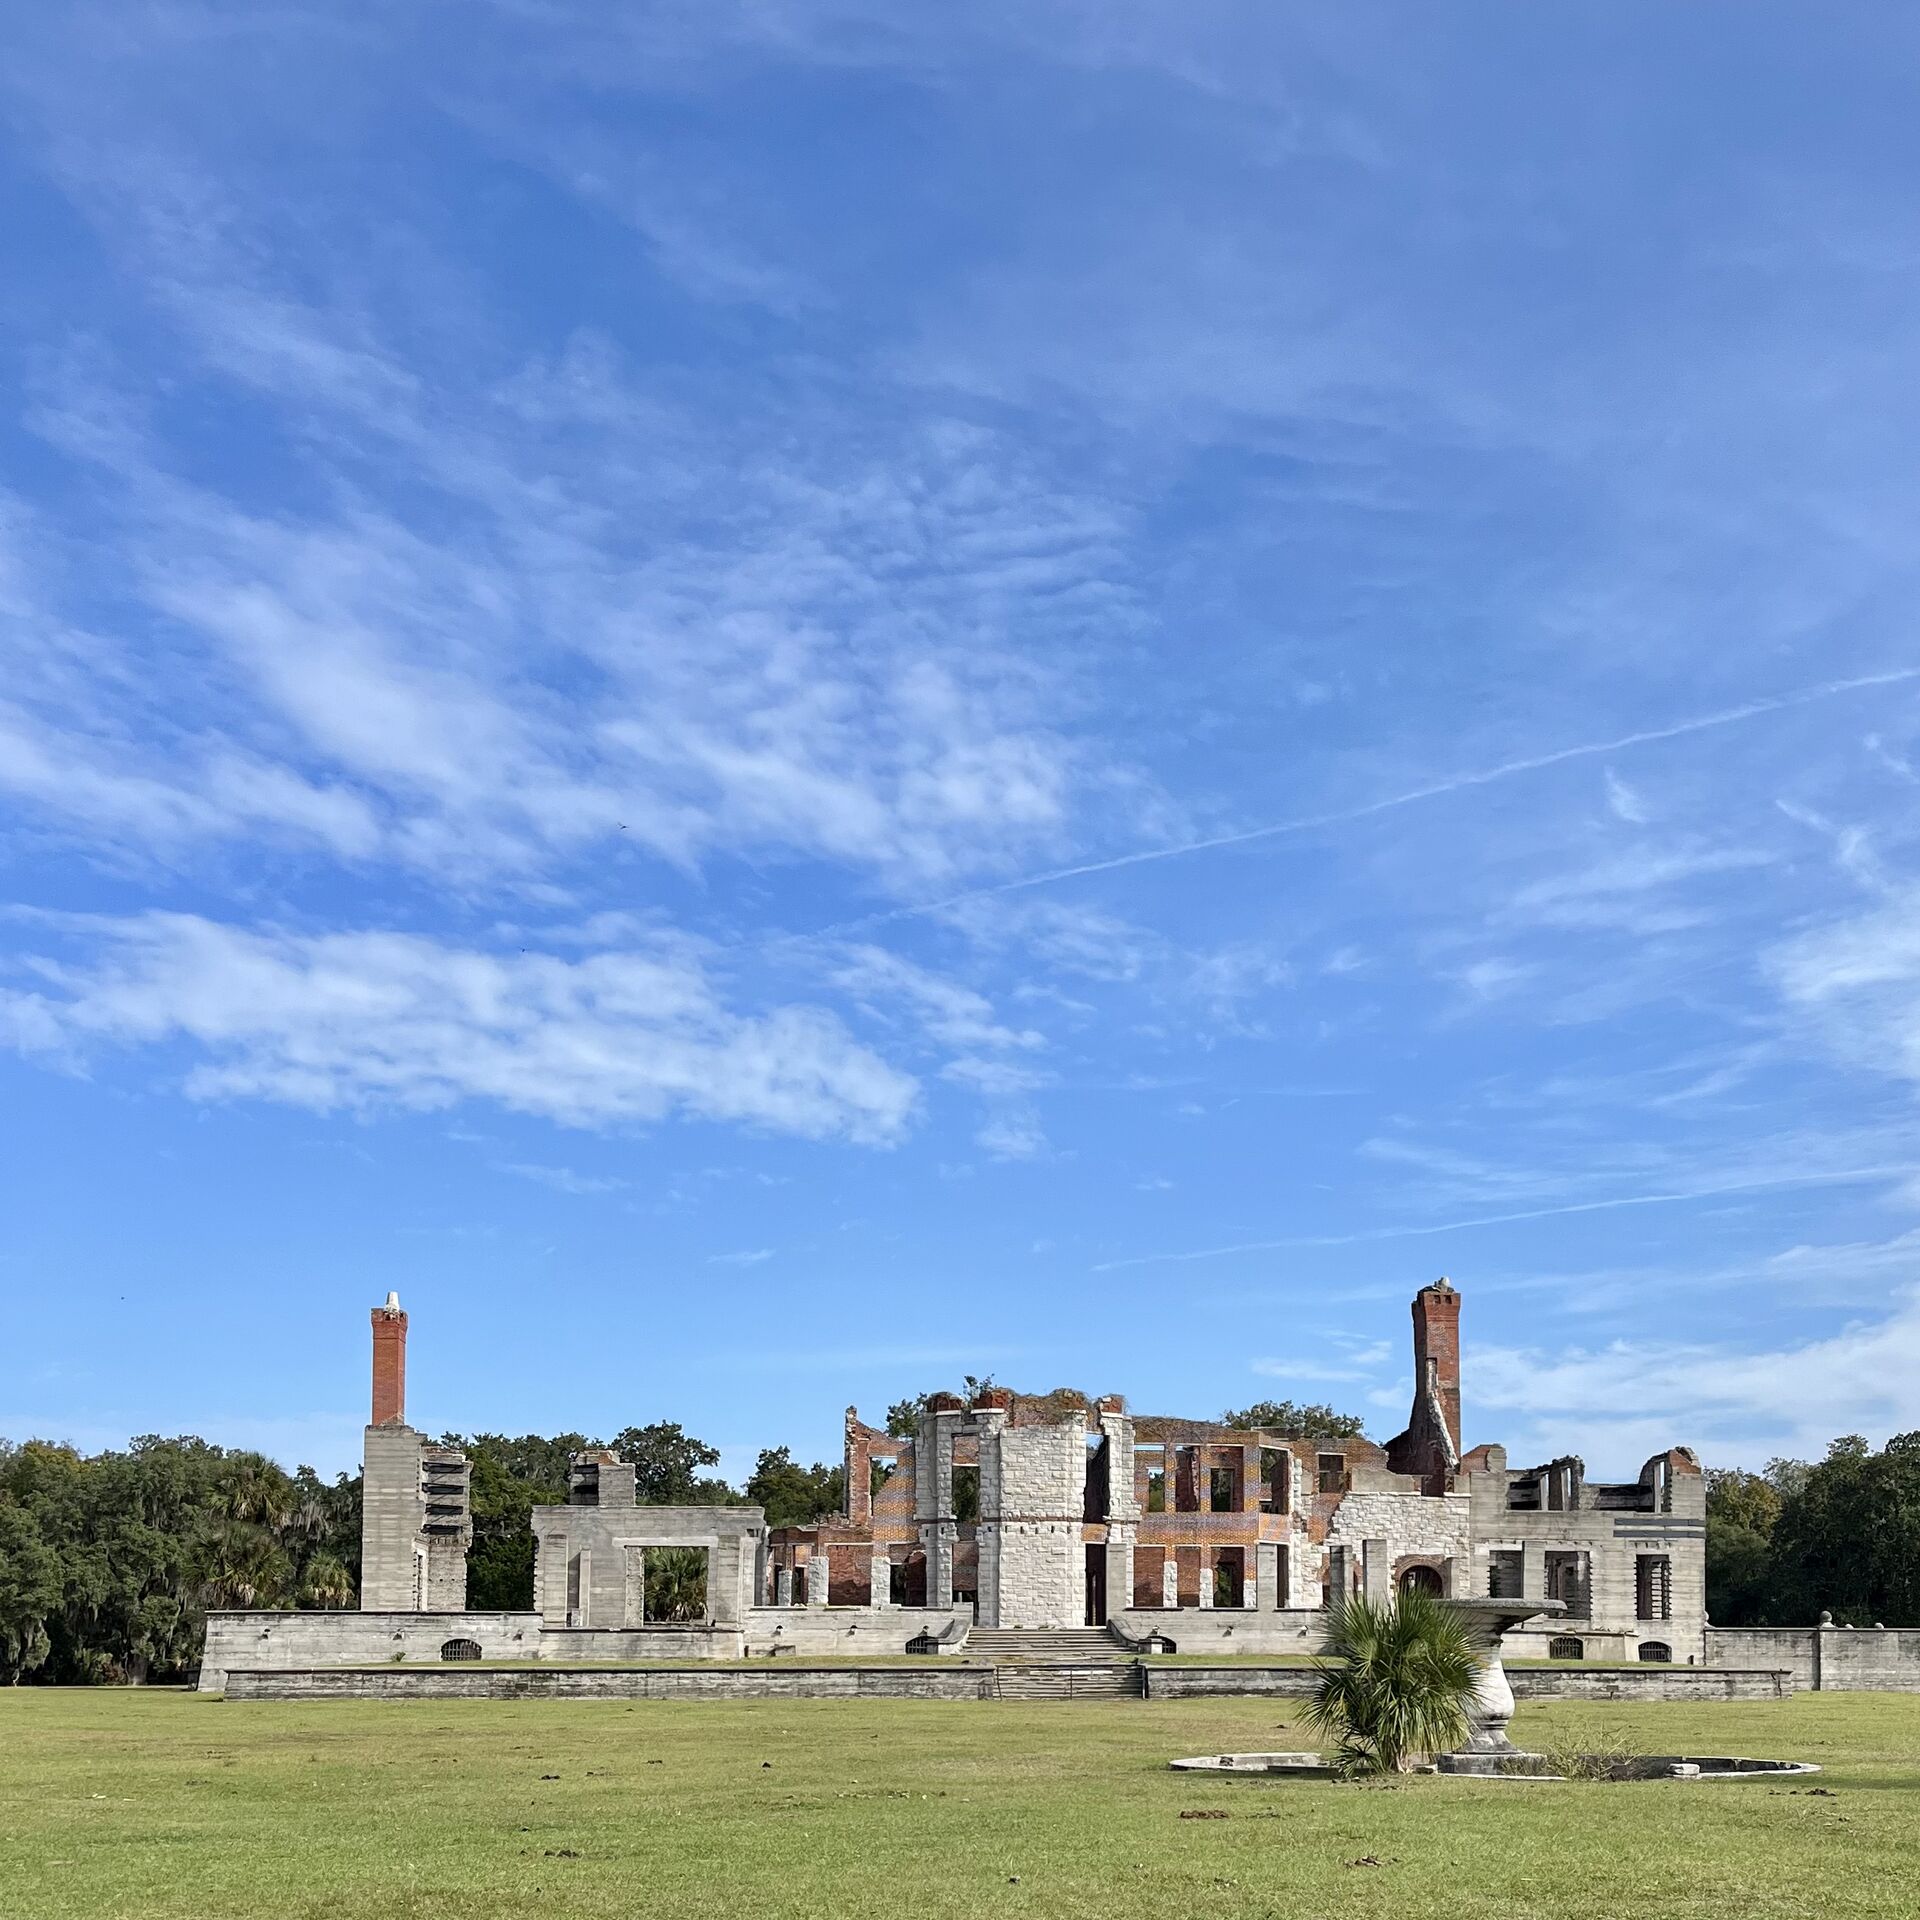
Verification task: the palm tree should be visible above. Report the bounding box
[1305,1589,1478,1777]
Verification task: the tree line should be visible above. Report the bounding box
[7,1411,1918,1682]
[1705,1433,1920,1628]
[0,1424,845,1683]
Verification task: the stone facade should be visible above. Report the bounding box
[203,1277,1710,1691]
[769,1279,1709,1661]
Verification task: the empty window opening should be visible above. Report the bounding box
[1325,1545,1350,1606]
[1638,1640,1673,1664]
[1213,1552,1244,1609]
[1146,1469,1167,1513]
[1544,1550,1590,1619]
[951,1463,980,1524]
[1548,1636,1585,1661]
[1084,1437,1110,1522]
[1487,1550,1524,1599]
[1209,1465,1237,1513]
[1317,1453,1346,1495]
[440,1638,482,1662]
[1174,1448,1201,1513]
[1260,1448,1290,1514]
[871,1457,897,1498]
[644,1546,709,1623]
[1399,1564,1444,1597]
[1635,1554,1672,1622]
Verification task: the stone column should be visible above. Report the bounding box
[1161,1553,1179,1609]
[1363,1537,1391,1603]
[1198,1549,1214,1609]
[805,1554,828,1609]
[1104,1525,1134,1620]
[623,1546,646,1627]
[869,1549,892,1609]
[1256,1541,1279,1612]
[774,1564,792,1606]
[1522,1541,1546,1604]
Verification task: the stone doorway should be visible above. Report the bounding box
[1084,1544,1108,1626]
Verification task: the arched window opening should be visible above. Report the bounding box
[1548,1636,1584,1661]
[440,1638,482,1662]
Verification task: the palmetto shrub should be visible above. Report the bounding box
[1305,1590,1479,1777]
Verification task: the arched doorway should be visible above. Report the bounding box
[1398,1564,1445,1598]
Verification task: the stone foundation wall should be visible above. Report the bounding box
[1143,1664,1789,1703]
[225,1664,995,1701]
[200,1606,968,1690]
[1708,1625,1920,1691]
[200,1611,540,1691]
[1111,1608,1323,1653]
[222,1660,1793,1704]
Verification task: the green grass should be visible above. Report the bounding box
[3,1689,1917,1919]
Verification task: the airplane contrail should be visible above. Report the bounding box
[1090,1162,1920,1272]
[899,663,1920,920]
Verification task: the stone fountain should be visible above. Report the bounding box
[1433,1595,1564,1775]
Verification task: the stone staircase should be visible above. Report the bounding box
[962,1626,1145,1698]
[963,1627,1129,1663]
[986,1662,1144,1699]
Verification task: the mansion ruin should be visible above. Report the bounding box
[199,1278,1706,1688]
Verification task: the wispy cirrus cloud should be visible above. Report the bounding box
[0,911,919,1143]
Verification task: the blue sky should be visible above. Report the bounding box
[7,3,1920,1485]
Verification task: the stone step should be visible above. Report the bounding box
[988,1662,1145,1700]
[965,1628,1128,1664]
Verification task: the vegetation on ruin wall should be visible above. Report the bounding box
[6,1691,1920,1920]
[1706,1433,1920,1628]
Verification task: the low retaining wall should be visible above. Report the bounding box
[1111,1610,1321,1655]
[222,1660,1791,1705]
[1142,1665,1788,1703]
[1707,1625,1920,1692]
[201,1612,543,1692]
[201,1607,968,1691]
[1509,1666,1789,1703]
[226,1664,996,1701]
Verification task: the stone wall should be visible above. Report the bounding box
[1142,1664,1790,1703]
[222,1659,1792,1705]
[1111,1608,1323,1654]
[200,1605,970,1689]
[1707,1625,1920,1691]
[740,1607,966,1655]
[200,1611,540,1691]
[983,1423,1085,1627]
[226,1664,995,1702]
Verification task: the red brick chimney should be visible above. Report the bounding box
[371,1293,407,1427]
[1411,1279,1461,1456]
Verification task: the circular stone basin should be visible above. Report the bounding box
[1170,1753,1334,1778]
[1171,1753,1820,1783]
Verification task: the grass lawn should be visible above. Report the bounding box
[4,1689,1916,1920]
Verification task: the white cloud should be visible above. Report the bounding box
[1471,1289,1920,1469]
[499,1161,629,1196]
[831,945,1044,1052]
[1603,767,1649,824]
[0,912,918,1143]
[708,1248,774,1267]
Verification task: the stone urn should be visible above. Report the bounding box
[1434,1596,1564,1775]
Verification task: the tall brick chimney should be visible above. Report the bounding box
[1411,1279,1461,1457]
[371,1292,407,1428]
